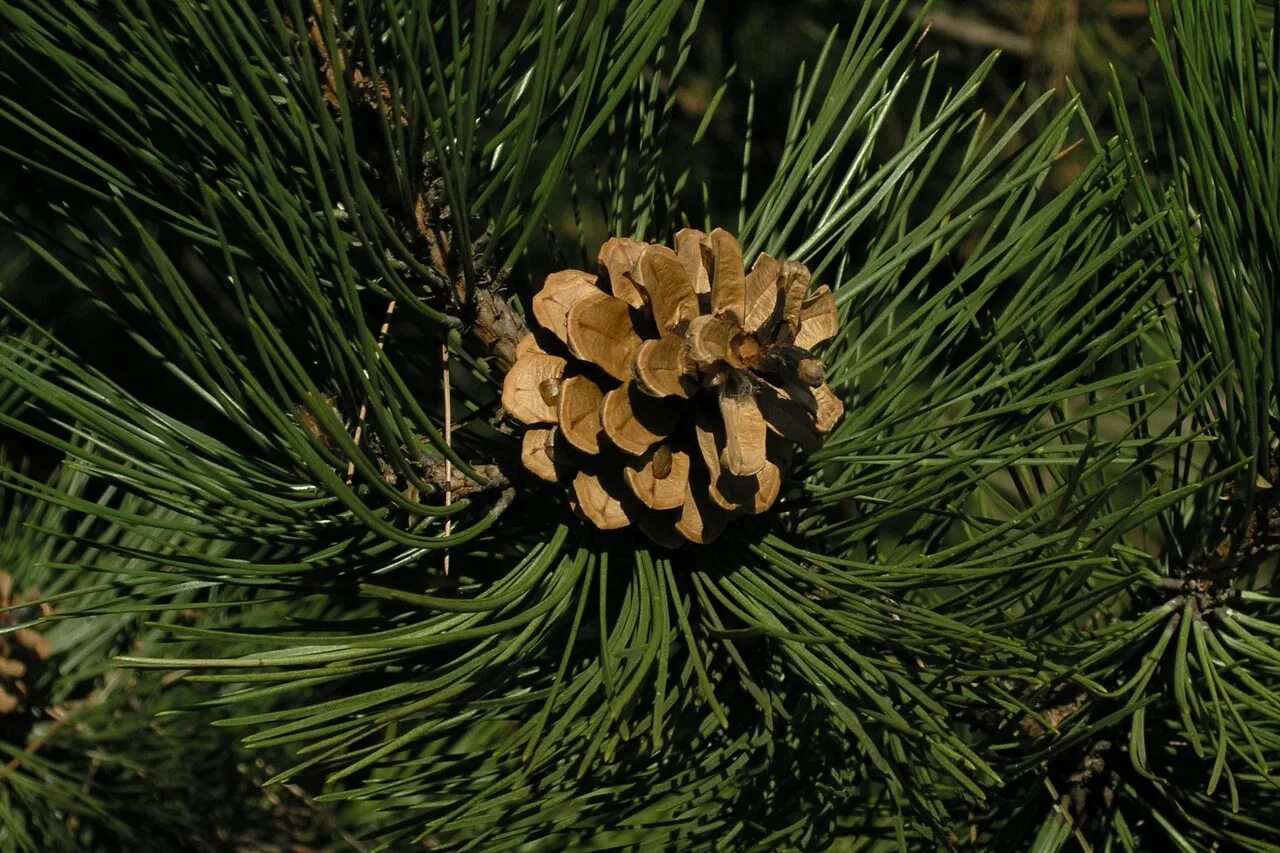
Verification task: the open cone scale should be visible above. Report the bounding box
[503,228,843,545]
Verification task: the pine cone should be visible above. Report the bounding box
[502,228,843,545]
[0,572,51,722]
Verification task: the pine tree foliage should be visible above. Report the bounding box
[0,451,368,850]
[0,0,1276,849]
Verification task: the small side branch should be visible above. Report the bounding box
[911,5,1035,56]
[419,456,510,499]
[471,284,528,372]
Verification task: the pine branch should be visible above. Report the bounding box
[0,0,1275,849]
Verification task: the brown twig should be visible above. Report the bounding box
[910,5,1034,56]
[1030,0,1081,92]
[418,457,509,499]
[414,181,528,371]
[470,284,528,372]
[0,710,72,782]
[0,668,126,783]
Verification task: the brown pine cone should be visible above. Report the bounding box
[502,228,842,545]
[0,571,51,720]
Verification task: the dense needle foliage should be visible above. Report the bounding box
[0,0,1277,849]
